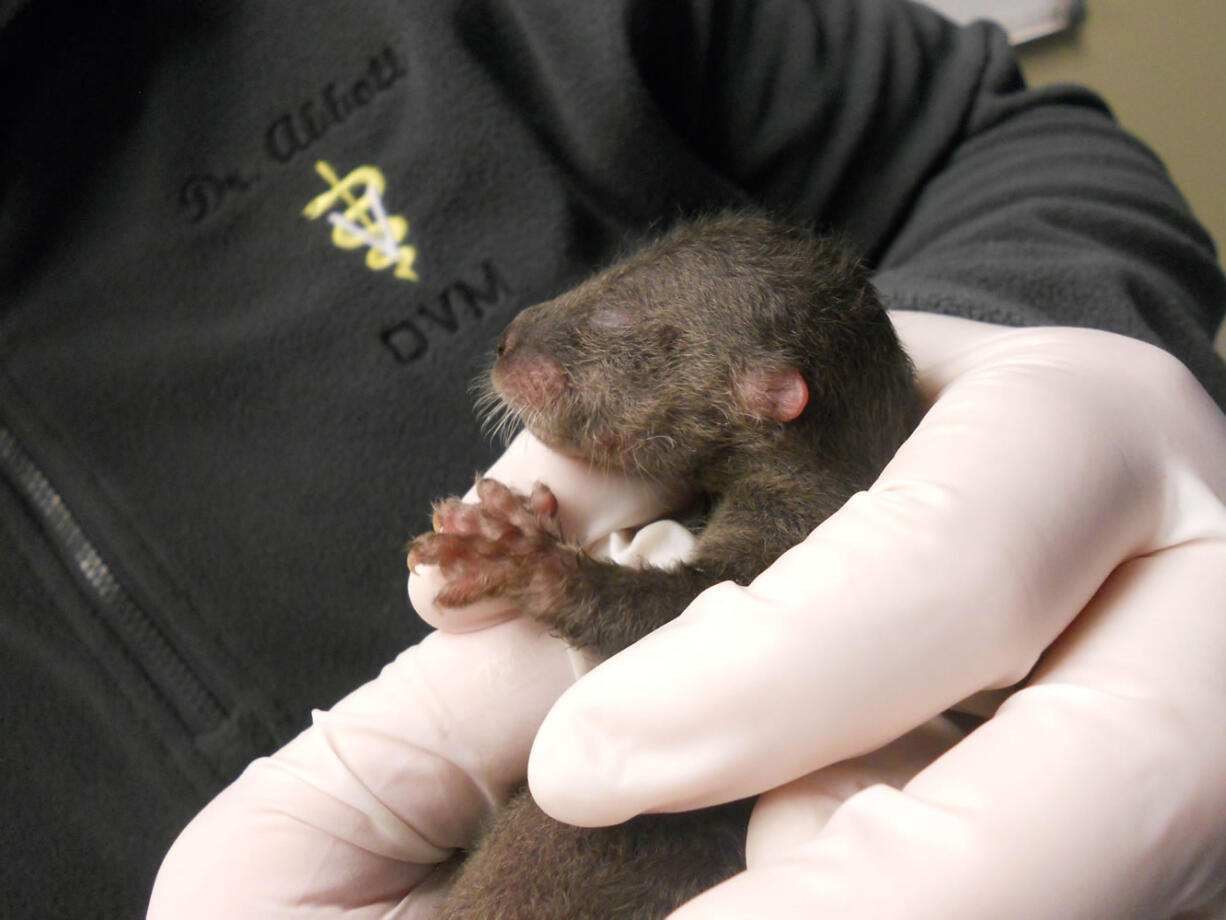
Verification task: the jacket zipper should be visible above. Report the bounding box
[0,422,229,737]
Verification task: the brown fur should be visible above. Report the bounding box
[410,213,923,918]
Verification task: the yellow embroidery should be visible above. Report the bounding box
[303,161,419,281]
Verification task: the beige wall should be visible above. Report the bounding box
[1014,0,1226,357]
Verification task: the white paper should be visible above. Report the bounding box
[917,0,1085,44]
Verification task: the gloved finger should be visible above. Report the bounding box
[409,430,685,631]
[670,542,1226,920]
[528,318,1226,824]
[744,716,965,867]
[148,617,576,919]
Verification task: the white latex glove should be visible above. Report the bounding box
[150,314,1226,920]
[147,432,685,919]
[526,312,1226,919]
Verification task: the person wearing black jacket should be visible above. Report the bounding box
[2,0,1225,917]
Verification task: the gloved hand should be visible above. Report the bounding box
[528,312,1226,919]
[146,433,685,919]
[147,312,1226,919]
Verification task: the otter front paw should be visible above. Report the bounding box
[407,478,580,614]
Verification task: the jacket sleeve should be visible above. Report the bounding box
[651,0,1226,404]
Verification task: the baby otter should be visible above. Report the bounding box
[408,212,923,919]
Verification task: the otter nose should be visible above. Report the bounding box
[497,327,520,357]
[492,348,568,407]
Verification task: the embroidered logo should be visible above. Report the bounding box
[303,160,419,282]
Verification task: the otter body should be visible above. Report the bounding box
[409,213,923,919]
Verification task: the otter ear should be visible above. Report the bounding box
[737,367,809,422]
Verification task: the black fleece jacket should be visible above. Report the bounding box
[1,0,1223,915]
